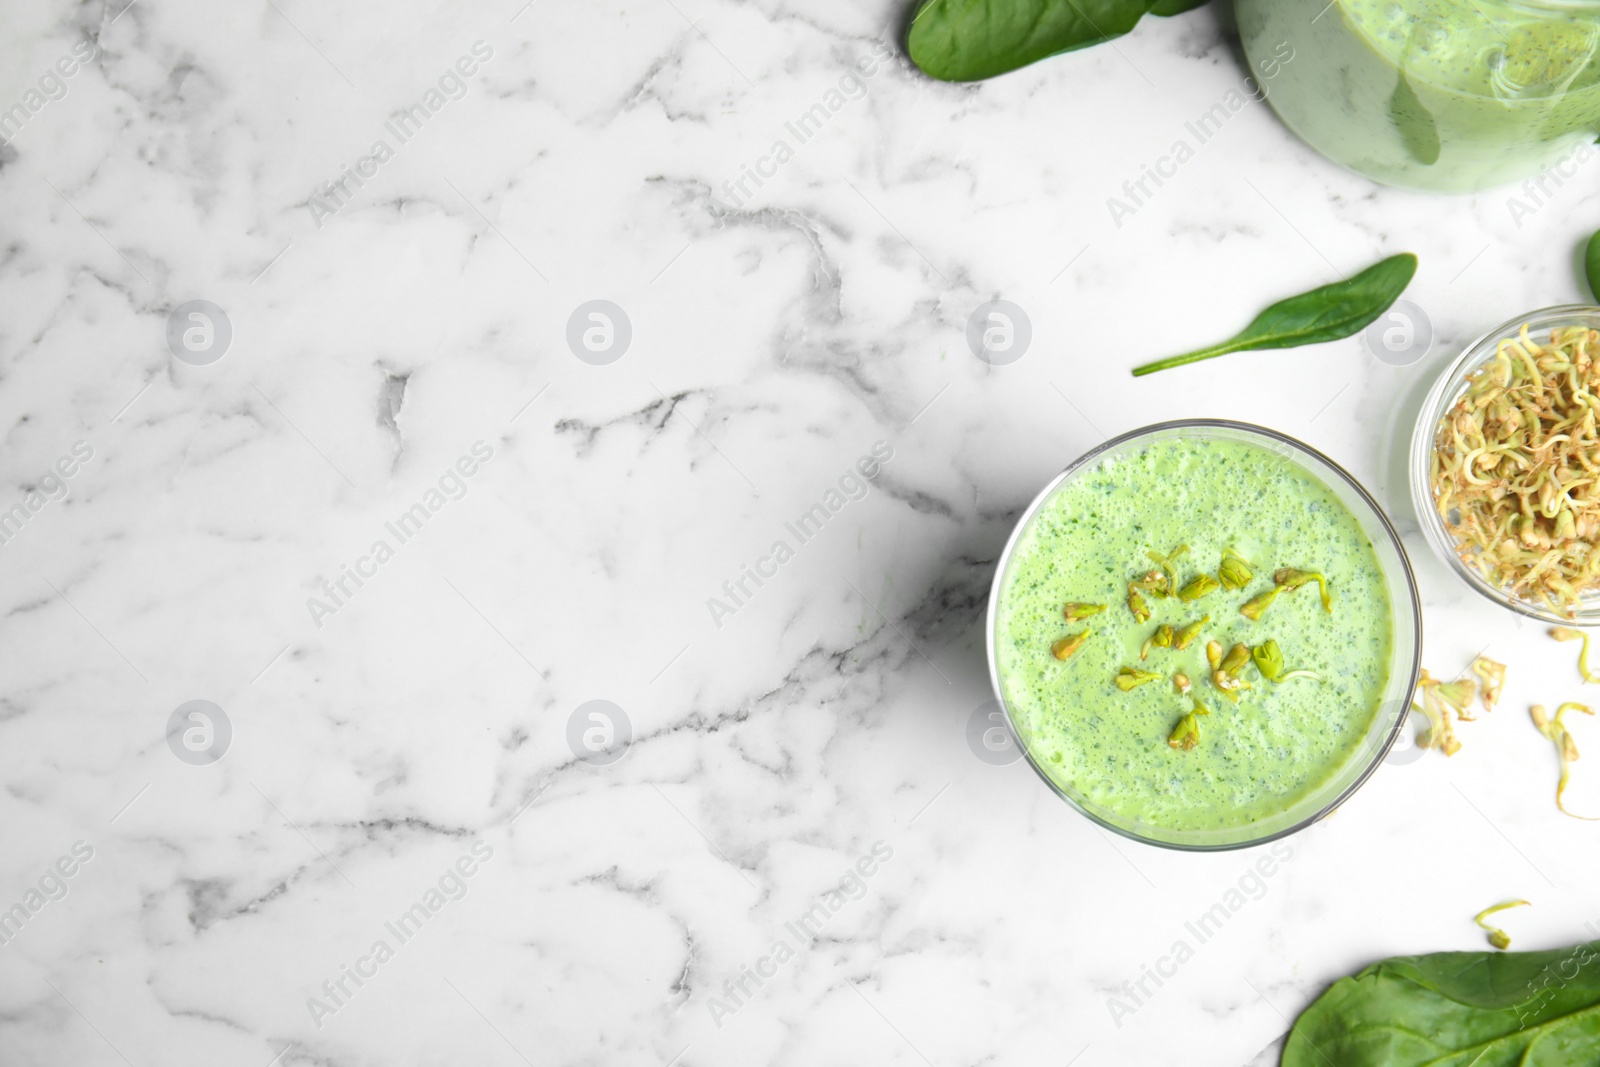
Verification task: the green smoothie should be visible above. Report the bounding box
[1239,0,1600,191]
[994,437,1394,833]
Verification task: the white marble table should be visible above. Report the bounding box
[3,0,1599,1064]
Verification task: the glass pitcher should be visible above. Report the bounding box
[1237,0,1600,192]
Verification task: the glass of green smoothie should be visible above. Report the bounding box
[987,421,1422,850]
[1237,0,1600,191]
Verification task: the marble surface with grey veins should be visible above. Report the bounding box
[2,0,1600,1064]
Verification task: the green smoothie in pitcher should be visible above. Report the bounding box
[1239,0,1600,191]
[993,437,1394,833]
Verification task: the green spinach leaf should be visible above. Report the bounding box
[1130,252,1417,377]
[1389,69,1441,166]
[907,0,1181,83]
[1284,941,1600,1067]
[1145,0,1207,16]
[1586,229,1599,303]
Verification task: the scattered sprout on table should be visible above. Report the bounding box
[1549,627,1596,683]
[1470,656,1506,713]
[1413,669,1475,756]
[1531,702,1599,820]
[1434,676,1479,721]
[1474,899,1530,950]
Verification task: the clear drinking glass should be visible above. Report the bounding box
[987,420,1423,851]
[1410,306,1600,622]
[1237,0,1600,191]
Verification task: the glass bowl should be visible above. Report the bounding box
[1409,306,1600,624]
[986,420,1422,851]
